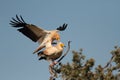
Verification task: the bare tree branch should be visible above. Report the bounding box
[57,41,71,63]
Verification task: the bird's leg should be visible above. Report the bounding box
[53,61,58,65]
[50,61,58,67]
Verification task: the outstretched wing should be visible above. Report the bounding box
[56,23,68,31]
[10,15,47,42]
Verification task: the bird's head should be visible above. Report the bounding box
[53,33,60,41]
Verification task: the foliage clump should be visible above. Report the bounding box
[53,47,120,80]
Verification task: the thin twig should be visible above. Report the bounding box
[103,55,115,69]
[57,41,71,63]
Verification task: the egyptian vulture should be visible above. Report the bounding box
[10,15,67,53]
[37,42,64,66]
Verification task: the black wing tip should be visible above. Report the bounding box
[9,14,27,27]
[56,23,68,31]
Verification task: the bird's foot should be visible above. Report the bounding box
[50,61,58,67]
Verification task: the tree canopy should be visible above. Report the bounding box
[51,46,120,80]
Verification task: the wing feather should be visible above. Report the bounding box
[10,15,47,42]
[56,23,68,31]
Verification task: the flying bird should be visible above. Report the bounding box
[10,15,68,53]
[37,42,65,66]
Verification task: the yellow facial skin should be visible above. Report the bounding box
[60,43,64,48]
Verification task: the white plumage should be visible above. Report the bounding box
[38,42,65,66]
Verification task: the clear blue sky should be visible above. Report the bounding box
[0,0,120,80]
